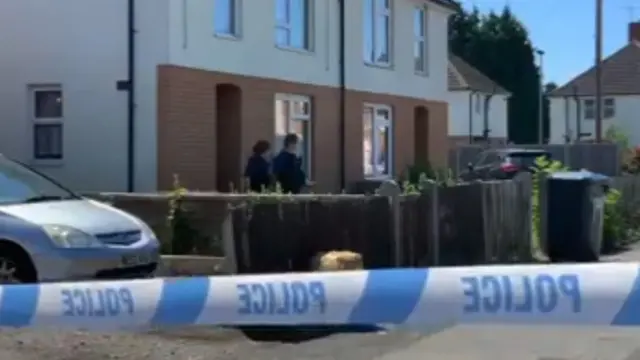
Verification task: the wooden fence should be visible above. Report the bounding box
[89,176,534,273]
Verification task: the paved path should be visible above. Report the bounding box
[3,247,640,360]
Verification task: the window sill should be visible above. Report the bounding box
[275,45,314,56]
[415,70,429,77]
[30,159,64,168]
[364,61,393,70]
[214,33,242,41]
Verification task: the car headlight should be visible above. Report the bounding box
[41,224,104,248]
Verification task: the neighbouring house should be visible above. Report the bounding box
[547,22,640,145]
[447,54,510,147]
[0,0,456,193]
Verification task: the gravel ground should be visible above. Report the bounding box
[4,325,640,360]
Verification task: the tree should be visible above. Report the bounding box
[449,5,543,144]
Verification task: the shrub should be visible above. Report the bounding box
[400,163,458,194]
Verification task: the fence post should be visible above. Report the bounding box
[220,205,238,274]
[378,180,402,267]
[419,178,440,266]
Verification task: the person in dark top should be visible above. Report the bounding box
[272,133,309,194]
[243,140,273,193]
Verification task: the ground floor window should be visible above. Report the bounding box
[363,104,392,178]
[30,85,63,160]
[274,94,312,175]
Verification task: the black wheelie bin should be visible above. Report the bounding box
[543,170,610,262]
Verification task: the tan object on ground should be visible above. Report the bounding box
[311,250,363,271]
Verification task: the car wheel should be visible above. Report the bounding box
[0,242,37,284]
[0,257,22,284]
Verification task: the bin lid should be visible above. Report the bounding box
[549,170,610,183]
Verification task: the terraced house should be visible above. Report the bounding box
[0,0,456,192]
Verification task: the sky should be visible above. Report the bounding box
[458,0,639,85]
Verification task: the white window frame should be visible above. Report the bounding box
[364,0,392,67]
[274,94,313,176]
[413,5,428,74]
[363,103,393,179]
[584,99,595,120]
[603,98,615,118]
[275,0,313,51]
[29,85,63,161]
[214,0,241,38]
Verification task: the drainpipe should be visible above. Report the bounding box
[467,90,476,144]
[572,86,581,143]
[125,0,137,192]
[563,96,570,143]
[482,91,494,144]
[338,0,346,189]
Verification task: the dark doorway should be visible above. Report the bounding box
[216,84,242,192]
[414,106,429,165]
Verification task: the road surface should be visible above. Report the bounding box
[3,247,640,360]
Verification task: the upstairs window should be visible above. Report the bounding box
[214,0,241,37]
[364,0,391,66]
[275,0,312,51]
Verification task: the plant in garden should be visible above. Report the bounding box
[401,163,458,194]
[531,156,568,254]
[166,174,206,254]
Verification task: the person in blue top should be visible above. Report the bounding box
[243,140,273,193]
[272,133,312,194]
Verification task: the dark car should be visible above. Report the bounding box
[459,148,551,181]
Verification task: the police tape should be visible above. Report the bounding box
[1,263,640,330]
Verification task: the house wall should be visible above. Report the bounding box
[0,0,453,193]
[549,95,640,145]
[158,0,452,191]
[448,90,509,146]
[343,0,451,102]
[0,0,169,192]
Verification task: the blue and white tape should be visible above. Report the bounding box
[2,263,640,330]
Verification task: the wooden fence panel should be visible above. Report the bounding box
[231,197,393,274]
[480,177,533,263]
[438,183,485,265]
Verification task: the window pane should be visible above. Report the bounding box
[34,90,62,118]
[414,9,424,37]
[34,124,62,159]
[275,27,289,46]
[374,14,390,63]
[289,119,310,173]
[363,0,374,62]
[274,99,289,150]
[292,99,310,117]
[604,98,614,106]
[214,0,235,34]
[363,107,374,176]
[275,0,288,24]
[414,41,424,72]
[376,0,389,11]
[290,0,308,49]
[375,124,389,175]
[376,107,389,120]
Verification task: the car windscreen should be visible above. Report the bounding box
[508,153,550,167]
[474,151,502,166]
[0,157,78,205]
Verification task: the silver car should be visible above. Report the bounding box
[0,156,160,283]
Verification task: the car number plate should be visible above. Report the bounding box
[121,253,151,267]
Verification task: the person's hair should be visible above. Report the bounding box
[283,133,299,148]
[252,140,271,155]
